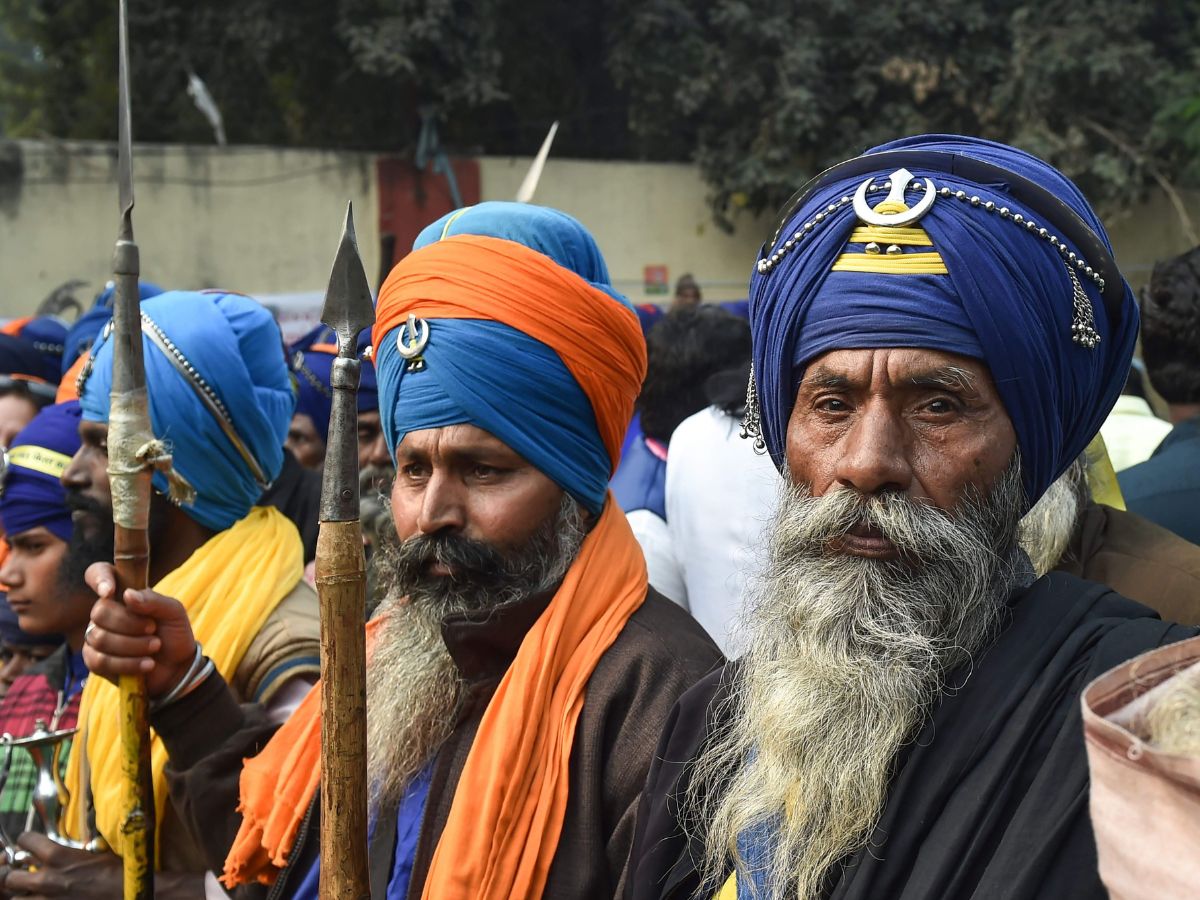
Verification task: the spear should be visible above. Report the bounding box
[315,203,374,900]
[108,0,155,896]
[515,120,559,204]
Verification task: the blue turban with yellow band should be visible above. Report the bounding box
[749,134,1139,506]
[373,202,646,516]
[0,401,81,542]
[79,291,295,531]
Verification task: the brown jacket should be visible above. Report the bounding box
[1056,503,1200,624]
[154,588,722,899]
[160,579,322,873]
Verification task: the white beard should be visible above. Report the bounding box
[686,459,1028,899]
[1018,457,1088,577]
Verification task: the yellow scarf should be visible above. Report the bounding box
[64,506,303,865]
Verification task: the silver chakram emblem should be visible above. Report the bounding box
[396,313,430,372]
[852,167,936,226]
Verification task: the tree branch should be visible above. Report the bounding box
[1079,116,1199,246]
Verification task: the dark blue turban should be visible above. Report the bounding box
[9,316,68,379]
[0,401,81,542]
[749,134,1138,506]
[79,291,295,531]
[0,334,60,398]
[289,325,378,445]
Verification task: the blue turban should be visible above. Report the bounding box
[749,134,1139,506]
[62,282,164,374]
[9,316,68,379]
[289,325,379,445]
[79,291,295,531]
[0,334,60,397]
[374,202,646,516]
[0,401,81,541]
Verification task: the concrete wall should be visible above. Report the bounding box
[479,156,770,304]
[0,140,378,317]
[1104,189,1200,290]
[1,138,1194,322]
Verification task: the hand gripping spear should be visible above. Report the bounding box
[316,203,375,900]
[109,0,155,896]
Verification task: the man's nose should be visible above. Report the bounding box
[414,471,466,536]
[0,557,20,589]
[61,446,89,490]
[834,407,913,496]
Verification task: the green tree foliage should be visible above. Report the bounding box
[2,0,1199,233]
[0,0,631,158]
[609,0,1200,230]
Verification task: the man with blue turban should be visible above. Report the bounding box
[76,203,722,900]
[267,324,382,564]
[627,136,1198,900]
[1,291,321,898]
[285,324,380,471]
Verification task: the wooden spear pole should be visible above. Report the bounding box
[108,2,155,896]
[315,203,375,900]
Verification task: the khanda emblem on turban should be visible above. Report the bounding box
[397,314,430,372]
[853,168,936,226]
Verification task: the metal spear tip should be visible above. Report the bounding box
[320,202,375,358]
[116,0,135,240]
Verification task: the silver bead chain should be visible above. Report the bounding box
[140,313,238,425]
[756,178,1104,349]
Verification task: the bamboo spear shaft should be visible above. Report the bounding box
[108,1,154,896]
[316,204,374,900]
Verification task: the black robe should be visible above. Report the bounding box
[626,573,1197,900]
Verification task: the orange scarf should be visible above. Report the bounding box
[224,498,648,896]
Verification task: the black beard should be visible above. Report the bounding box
[370,495,585,618]
[61,489,173,591]
[59,493,115,595]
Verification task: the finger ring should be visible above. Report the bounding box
[85,622,96,644]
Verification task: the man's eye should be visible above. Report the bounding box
[817,397,850,412]
[472,465,502,479]
[925,398,959,415]
[400,463,427,478]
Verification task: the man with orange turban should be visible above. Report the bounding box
[80,202,722,899]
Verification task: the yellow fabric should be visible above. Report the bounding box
[714,872,737,900]
[836,198,946,273]
[7,445,73,478]
[831,253,948,274]
[847,225,934,246]
[1085,433,1126,511]
[63,506,303,866]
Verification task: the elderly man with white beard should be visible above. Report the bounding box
[625,135,1198,900]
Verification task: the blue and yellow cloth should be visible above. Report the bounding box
[0,401,82,541]
[78,290,295,531]
[749,134,1139,507]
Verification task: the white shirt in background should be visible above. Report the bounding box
[664,406,780,657]
[1099,395,1173,472]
